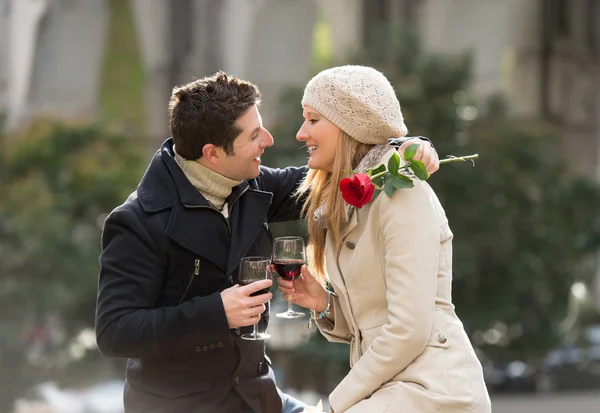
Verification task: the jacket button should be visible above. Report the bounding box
[345,241,355,250]
[228,275,234,285]
[437,333,447,344]
[234,376,240,386]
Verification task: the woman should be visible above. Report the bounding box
[278,65,491,413]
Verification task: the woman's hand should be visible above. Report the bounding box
[276,265,328,312]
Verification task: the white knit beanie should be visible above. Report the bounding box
[301,65,408,145]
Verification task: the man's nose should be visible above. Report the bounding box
[261,129,274,148]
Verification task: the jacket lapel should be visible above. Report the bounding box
[341,207,359,239]
[158,139,231,271]
[139,139,273,274]
[339,147,395,240]
[226,188,273,276]
[165,203,230,272]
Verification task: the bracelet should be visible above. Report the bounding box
[308,290,333,327]
[318,290,332,319]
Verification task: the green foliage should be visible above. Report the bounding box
[434,107,600,361]
[99,0,145,132]
[268,25,600,376]
[0,120,144,408]
[355,146,447,200]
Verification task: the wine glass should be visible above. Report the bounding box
[273,236,306,319]
[239,256,272,341]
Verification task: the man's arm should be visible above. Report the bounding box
[95,208,232,358]
[258,137,438,224]
[257,165,308,223]
[389,136,439,174]
[388,136,432,147]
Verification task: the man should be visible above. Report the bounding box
[95,71,439,413]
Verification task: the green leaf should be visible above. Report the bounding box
[409,160,429,180]
[403,143,419,160]
[390,175,414,189]
[372,174,385,188]
[369,164,386,177]
[384,178,397,197]
[393,173,413,183]
[371,189,382,201]
[387,152,400,175]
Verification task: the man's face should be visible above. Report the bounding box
[216,105,274,181]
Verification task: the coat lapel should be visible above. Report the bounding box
[226,188,273,276]
[139,138,273,275]
[339,146,395,240]
[342,207,359,239]
[165,203,230,272]
[159,141,231,271]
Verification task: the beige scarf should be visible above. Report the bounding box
[174,148,242,216]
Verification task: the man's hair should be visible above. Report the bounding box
[168,71,261,159]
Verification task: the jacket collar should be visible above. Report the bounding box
[341,145,396,238]
[136,139,270,274]
[138,138,225,212]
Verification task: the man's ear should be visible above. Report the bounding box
[201,143,222,165]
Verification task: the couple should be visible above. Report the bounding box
[95,66,490,412]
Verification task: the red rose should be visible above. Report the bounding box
[339,173,375,208]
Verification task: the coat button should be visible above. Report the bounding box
[345,241,355,250]
[437,333,447,344]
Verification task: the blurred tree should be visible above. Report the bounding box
[267,26,600,391]
[0,120,143,410]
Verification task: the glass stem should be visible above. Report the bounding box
[287,299,294,313]
[253,323,259,338]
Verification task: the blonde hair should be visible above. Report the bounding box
[296,130,372,281]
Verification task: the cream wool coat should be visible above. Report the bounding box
[316,149,491,413]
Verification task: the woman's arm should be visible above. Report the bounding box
[315,294,353,344]
[329,181,441,412]
[277,266,353,344]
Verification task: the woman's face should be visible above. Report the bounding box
[296,105,340,172]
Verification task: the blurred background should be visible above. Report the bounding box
[1,0,600,412]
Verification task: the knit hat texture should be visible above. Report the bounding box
[301,65,407,144]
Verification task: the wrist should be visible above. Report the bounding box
[314,290,329,313]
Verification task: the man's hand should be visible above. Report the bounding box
[399,138,439,175]
[221,279,272,328]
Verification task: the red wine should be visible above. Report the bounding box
[239,280,270,296]
[273,259,304,281]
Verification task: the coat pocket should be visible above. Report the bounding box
[178,258,201,304]
[393,310,451,395]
